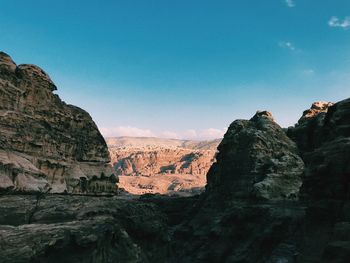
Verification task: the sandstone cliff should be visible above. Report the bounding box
[0,52,116,194]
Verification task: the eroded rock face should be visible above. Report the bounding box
[0,52,116,194]
[207,111,304,200]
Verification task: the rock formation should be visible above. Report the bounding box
[206,110,304,200]
[0,52,116,194]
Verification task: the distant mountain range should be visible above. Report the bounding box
[105,136,221,150]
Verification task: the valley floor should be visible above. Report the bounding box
[118,173,206,196]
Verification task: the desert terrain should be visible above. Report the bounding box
[106,137,220,195]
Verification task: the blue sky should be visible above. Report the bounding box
[1,0,350,139]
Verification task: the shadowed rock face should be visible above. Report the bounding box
[207,111,304,200]
[0,52,116,194]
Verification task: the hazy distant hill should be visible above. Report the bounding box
[105,136,221,150]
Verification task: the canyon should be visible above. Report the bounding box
[106,137,220,195]
[0,52,350,262]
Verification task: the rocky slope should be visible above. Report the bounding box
[107,137,219,195]
[0,52,116,194]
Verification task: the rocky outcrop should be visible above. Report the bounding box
[206,111,304,200]
[0,52,116,194]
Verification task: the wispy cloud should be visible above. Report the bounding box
[328,16,350,29]
[285,0,295,8]
[183,128,226,140]
[302,69,315,76]
[278,41,296,51]
[199,128,226,139]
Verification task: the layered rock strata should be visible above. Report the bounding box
[0,52,116,194]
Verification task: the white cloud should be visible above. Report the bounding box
[328,16,350,29]
[160,131,180,139]
[183,129,198,139]
[182,128,226,140]
[285,0,295,8]
[199,128,226,140]
[278,41,296,51]
[100,126,156,137]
